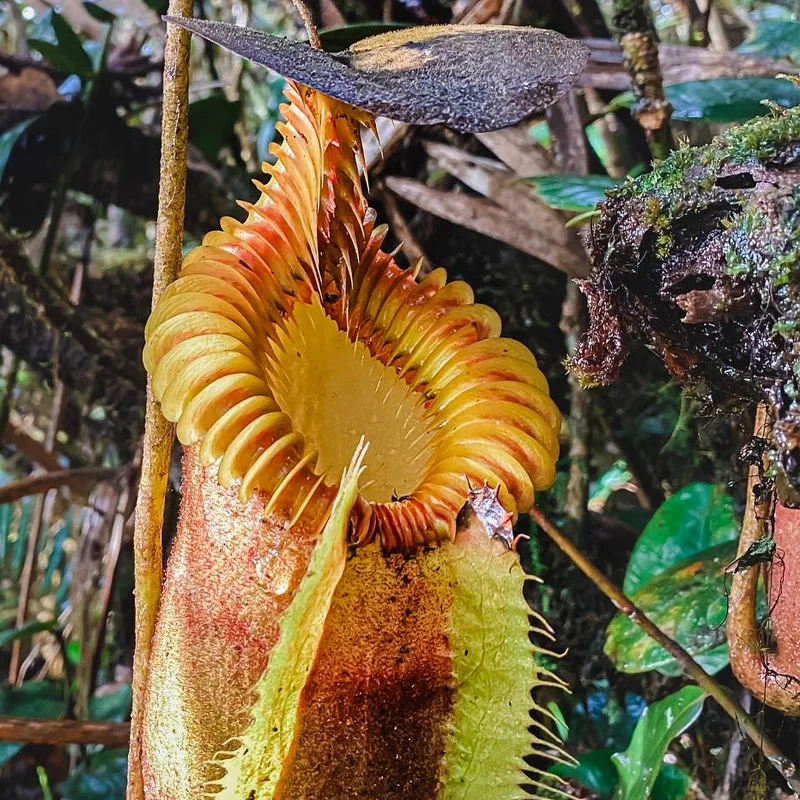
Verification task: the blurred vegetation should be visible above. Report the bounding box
[0,0,798,794]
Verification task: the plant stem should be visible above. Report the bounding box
[0,467,119,506]
[291,0,321,48]
[126,7,192,800]
[529,506,800,795]
[612,0,673,161]
[0,718,130,747]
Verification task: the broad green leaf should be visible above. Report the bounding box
[611,78,800,123]
[188,96,242,161]
[567,688,646,750]
[0,618,57,648]
[57,748,127,800]
[737,19,800,62]
[319,22,412,52]
[624,482,738,595]
[0,681,65,767]
[552,749,618,798]
[612,686,706,800]
[652,763,692,800]
[519,174,621,212]
[0,117,39,185]
[607,541,739,675]
[28,39,90,77]
[89,683,132,722]
[83,1,116,23]
[30,12,94,76]
[551,750,692,800]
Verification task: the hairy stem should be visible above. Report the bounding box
[530,506,800,794]
[126,7,192,800]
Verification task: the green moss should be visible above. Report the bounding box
[608,105,800,233]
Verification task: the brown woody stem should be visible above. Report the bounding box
[291,0,321,48]
[530,506,800,794]
[0,467,119,506]
[126,7,191,800]
[0,718,130,748]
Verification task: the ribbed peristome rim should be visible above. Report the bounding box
[143,81,561,550]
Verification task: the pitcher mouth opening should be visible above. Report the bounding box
[142,82,560,551]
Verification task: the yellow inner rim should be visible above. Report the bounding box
[269,298,433,503]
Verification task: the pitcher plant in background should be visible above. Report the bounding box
[134,21,590,800]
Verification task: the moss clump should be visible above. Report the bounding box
[571,104,800,502]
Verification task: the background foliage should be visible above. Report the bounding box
[0,0,798,794]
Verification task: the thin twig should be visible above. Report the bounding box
[0,467,119,506]
[10,253,87,684]
[713,691,751,800]
[127,7,192,799]
[291,0,321,48]
[0,718,130,747]
[530,506,800,795]
[86,465,138,713]
[549,91,592,536]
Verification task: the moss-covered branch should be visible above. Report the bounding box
[612,0,673,159]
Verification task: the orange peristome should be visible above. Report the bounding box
[141,81,563,798]
[143,82,560,551]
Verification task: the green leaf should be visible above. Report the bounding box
[551,750,692,800]
[188,96,242,161]
[0,681,65,767]
[12,498,33,578]
[29,40,92,78]
[567,688,646,751]
[737,19,800,62]
[51,11,94,72]
[624,482,738,596]
[611,78,800,123]
[83,1,116,23]
[57,748,127,800]
[89,683,132,722]
[652,763,692,800]
[606,541,737,675]
[612,686,707,800]
[319,22,412,52]
[552,749,618,798]
[30,12,94,76]
[590,460,633,508]
[0,117,39,185]
[0,618,57,648]
[518,174,621,212]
